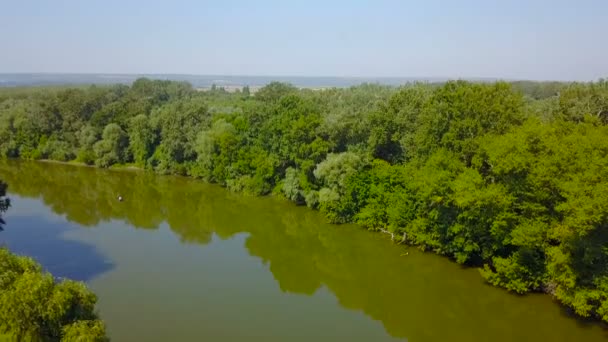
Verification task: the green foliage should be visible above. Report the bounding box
[93,123,129,167]
[481,249,547,293]
[474,117,608,317]
[2,78,608,322]
[0,248,108,341]
[557,79,608,123]
[128,114,156,167]
[43,139,75,161]
[314,152,364,190]
[314,152,366,222]
[254,82,297,102]
[414,81,525,162]
[242,85,251,97]
[61,320,108,342]
[281,167,304,203]
[193,118,239,182]
[366,84,431,162]
[316,83,394,152]
[150,97,210,173]
[511,80,565,100]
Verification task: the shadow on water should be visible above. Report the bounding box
[558,301,608,332]
[0,199,115,282]
[1,159,607,341]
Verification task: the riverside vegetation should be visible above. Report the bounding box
[0,181,108,341]
[0,78,607,323]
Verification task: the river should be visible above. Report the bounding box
[0,160,605,341]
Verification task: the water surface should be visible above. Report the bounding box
[0,160,606,341]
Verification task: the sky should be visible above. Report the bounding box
[0,0,606,81]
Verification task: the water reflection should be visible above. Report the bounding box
[1,197,114,281]
[0,160,606,342]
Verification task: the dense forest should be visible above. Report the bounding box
[0,78,607,323]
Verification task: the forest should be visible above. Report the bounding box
[0,77,607,323]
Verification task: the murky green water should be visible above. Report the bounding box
[0,160,606,341]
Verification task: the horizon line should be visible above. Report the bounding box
[0,71,499,79]
[0,71,598,83]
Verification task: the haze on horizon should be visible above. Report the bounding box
[1,0,606,81]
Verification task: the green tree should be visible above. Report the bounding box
[193,118,240,182]
[557,80,608,123]
[366,84,431,163]
[61,320,108,342]
[255,82,297,102]
[0,248,108,341]
[76,125,100,164]
[94,123,129,167]
[150,97,210,173]
[128,114,156,167]
[414,81,524,162]
[242,85,251,97]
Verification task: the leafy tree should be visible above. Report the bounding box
[43,139,75,161]
[557,79,608,123]
[402,81,524,164]
[281,167,304,203]
[93,123,129,167]
[61,320,108,342]
[128,114,156,167]
[0,248,108,341]
[242,85,251,97]
[366,84,431,162]
[314,152,366,214]
[193,118,240,182]
[255,82,297,102]
[150,97,210,173]
[76,125,100,164]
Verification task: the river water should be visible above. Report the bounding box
[0,160,605,341]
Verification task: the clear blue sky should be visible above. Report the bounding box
[1,0,606,80]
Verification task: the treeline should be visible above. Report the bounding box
[1,78,608,322]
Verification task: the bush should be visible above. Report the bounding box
[0,248,108,341]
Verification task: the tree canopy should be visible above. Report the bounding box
[0,248,108,341]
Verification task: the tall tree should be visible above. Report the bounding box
[128,114,156,167]
[93,123,129,167]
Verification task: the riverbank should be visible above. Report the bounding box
[2,79,607,324]
[0,157,595,325]
[38,159,144,172]
[2,158,607,341]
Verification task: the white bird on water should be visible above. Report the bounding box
[117,195,123,202]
